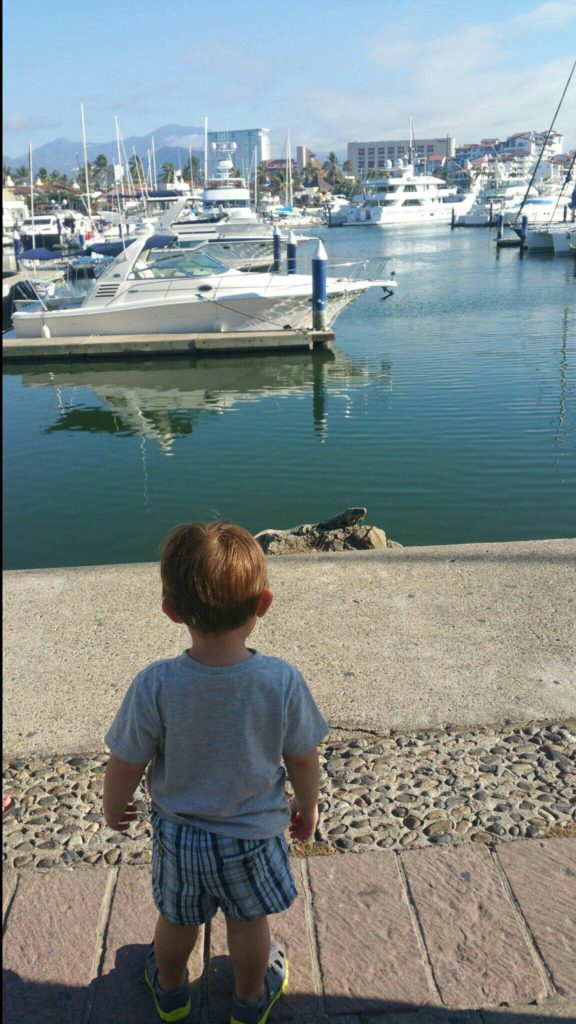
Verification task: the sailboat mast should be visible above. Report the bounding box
[28,144,36,250]
[151,136,157,189]
[253,145,258,212]
[115,116,126,237]
[80,103,93,226]
[515,58,576,223]
[204,117,209,184]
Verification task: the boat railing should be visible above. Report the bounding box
[327,257,392,282]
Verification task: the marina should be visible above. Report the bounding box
[3,224,574,570]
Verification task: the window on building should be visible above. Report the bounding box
[358,148,365,155]
[378,148,385,155]
[368,161,375,168]
[387,147,394,155]
[427,145,434,153]
[368,148,375,154]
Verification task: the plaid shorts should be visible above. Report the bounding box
[151,812,297,926]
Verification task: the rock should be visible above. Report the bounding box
[254,509,400,554]
[400,830,418,846]
[424,819,453,836]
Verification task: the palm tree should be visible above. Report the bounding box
[324,152,341,186]
[183,155,200,183]
[129,154,145,186]
[159,162,175,184]
[92,154,110,188]
[14,165,29,183]
[342,160,353,175]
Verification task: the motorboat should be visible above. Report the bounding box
[336,161,478,226]
[552,228,576,256]
[10,233,397,338]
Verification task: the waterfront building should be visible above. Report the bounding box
[347,137,456,178]
[455,130,564,165]
[207,128,270,180]
[297,145,313,172]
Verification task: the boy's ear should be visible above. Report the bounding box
[162,597,184,624]
[256,588,273,618]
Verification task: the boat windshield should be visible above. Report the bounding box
[131,250,229,279]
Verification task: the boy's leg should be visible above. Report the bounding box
[225,915,270,1002]
[154,913,199,991]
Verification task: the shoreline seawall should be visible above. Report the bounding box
[3,538,575,757]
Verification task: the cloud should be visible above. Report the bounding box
[6,113,62,133]
[512,1,576,30]
[292,54,575,155]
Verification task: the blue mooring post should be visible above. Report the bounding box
[272,226,281,272]
[521,215,528,242]
[497,212,505,240]
[286,231,297,275]
[13,232,23,261]
[312,239,328,332]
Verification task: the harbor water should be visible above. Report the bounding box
[3,225,575,570]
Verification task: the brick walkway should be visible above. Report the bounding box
[3,838,575,1024]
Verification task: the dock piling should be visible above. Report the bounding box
[312,239,328,332]
[286,231,297,275]
[273,227,281,272]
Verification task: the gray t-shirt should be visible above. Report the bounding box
[105,650,328,839]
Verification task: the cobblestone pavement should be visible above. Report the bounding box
[3,720,575,870]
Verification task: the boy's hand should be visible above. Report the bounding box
[289,797,318,842]
[104,801,138,832]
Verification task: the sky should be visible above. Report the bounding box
[3,0,576,161]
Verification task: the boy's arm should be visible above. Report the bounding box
[283,747,320,841]
[103,753,148,832]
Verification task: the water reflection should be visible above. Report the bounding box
[9,349,393,453]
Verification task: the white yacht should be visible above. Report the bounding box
[337,161,477,226]
[455,173,535,226]
[10,233,397,338]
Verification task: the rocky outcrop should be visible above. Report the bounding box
[254,508,402,555]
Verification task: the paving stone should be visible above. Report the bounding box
[2,868,18,924]
[3,866,107,1024]
[370,1011,482,1024]
[308,851,431,1013]
[91,865,203,1024]
[400,845,547,1008]
[481,998,576,1020]
[206,861,319,1021]
[497,839,576,997]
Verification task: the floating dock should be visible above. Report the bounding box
[2,328,335,362]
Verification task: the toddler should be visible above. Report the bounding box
[103,521,328,1023]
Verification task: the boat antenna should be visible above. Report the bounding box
[80,103,94,230]
[514,58,576,223]
[408,115,415,165]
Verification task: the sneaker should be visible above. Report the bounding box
[230,940,289,1024]
[144,944,192,1022]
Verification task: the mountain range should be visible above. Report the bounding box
[4,124,205,174]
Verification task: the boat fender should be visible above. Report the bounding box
[41,323,51,339]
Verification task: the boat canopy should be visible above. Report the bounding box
[84,233,178,258]
[18,247,63,261]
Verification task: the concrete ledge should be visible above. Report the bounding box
[2,329,335,361]
[3,539,576,756]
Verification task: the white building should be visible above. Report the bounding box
[348,137,455,177]
[207,129,270,179]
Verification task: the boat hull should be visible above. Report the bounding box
[11,282,372,339]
